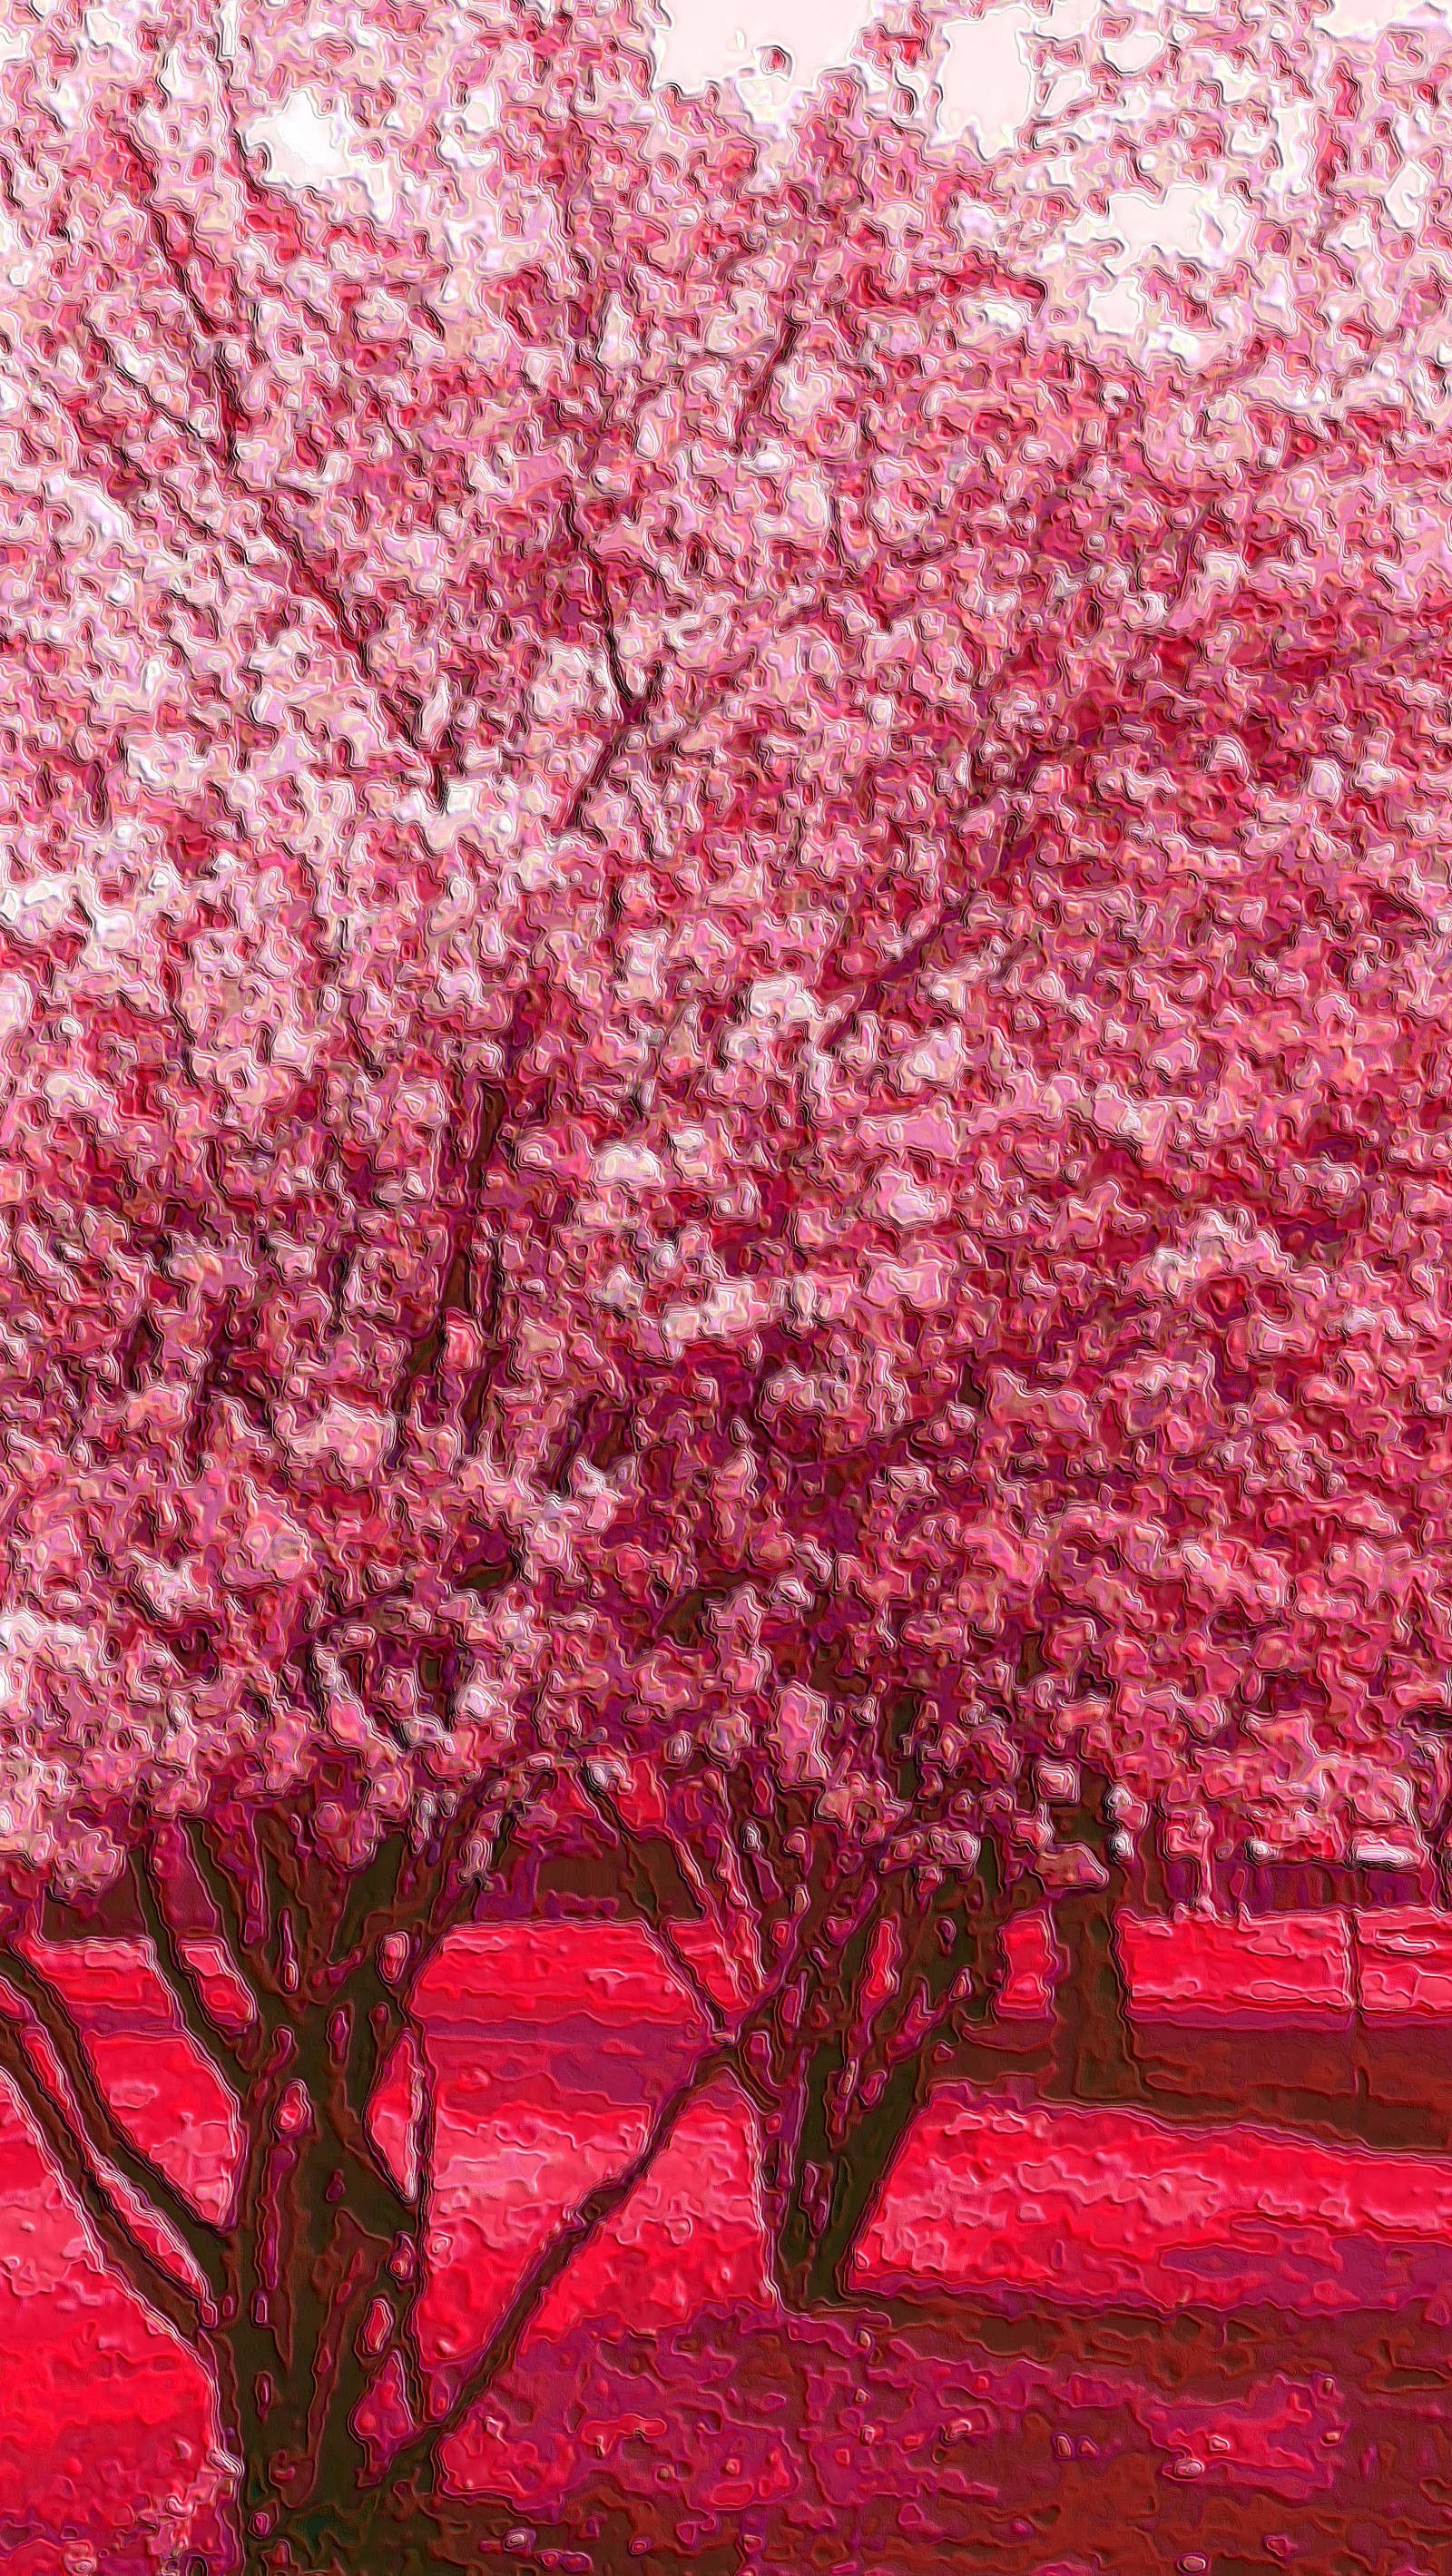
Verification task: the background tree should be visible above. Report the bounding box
[2,0,1452,2564]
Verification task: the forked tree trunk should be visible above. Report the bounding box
[0,1785,1132,2575]
[0,1806,495,2576]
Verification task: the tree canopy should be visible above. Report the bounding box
[3,0,1452,2563]
[2,0,1450,1921]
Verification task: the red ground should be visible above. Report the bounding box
[4,1919,1452,2573]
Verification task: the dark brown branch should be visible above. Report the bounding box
[0,1993,211,2345]
[289,2230,380,2508]
[382,2031,738,2494]
[575,1767,727,2036]
[329,1784,504,2018]
[272,1803,517,2527]
[389,1080,507,1451]
[557,493,665,835]
[817,761,1046,1055]
[323,1994,417,2236]
[558,665,664,837]
[381,1827,827,2495]
[736,311,804,452]
[410,1785,517,1968]
[76,159,442,808]
[333,1832,412,1998]
[0,1940,230,2308]
[254,1808,309,1999]
[398,2030,437,2408]
[260,1803,339,1999]
[178,1812,270,2009]
[129,1841,257,2092]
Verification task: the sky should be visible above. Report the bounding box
[233,0,1452,377]
[653,0,1440,110]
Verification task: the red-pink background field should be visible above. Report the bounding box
[6,1915,1452,2573]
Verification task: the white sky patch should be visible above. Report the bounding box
[1056,180,1252,355]
[247,89,396,222]
[437,83,503,161]
[82,0,144,70]
[1385,156,1431,230]
[936,7,1036,154]
[649,0,1102,118]
[643,0,1432,154]
[1072,182,1253,270]
[1269,96,1317,198]
[1321,0,1448,29]
[0,0,39,64]
[652,0,879,105]
[1102,22,1163,69]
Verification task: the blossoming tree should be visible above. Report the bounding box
[1,0,1451,2562]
